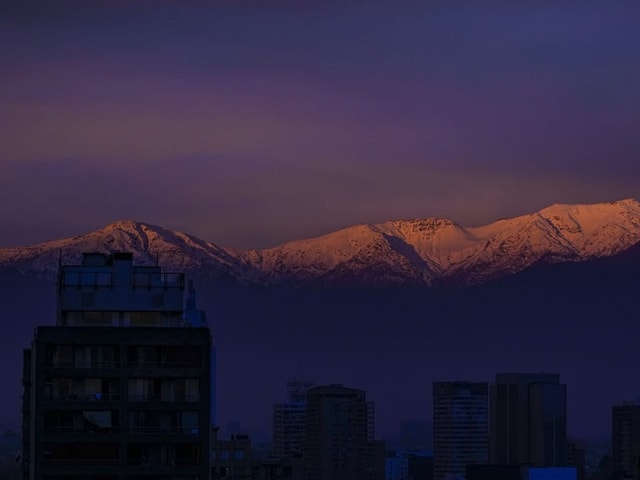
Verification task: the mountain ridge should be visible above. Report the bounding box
[2,198,639,287]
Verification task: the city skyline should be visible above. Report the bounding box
[3,4,640,474]
[2,0,640,248]
[2,206,640,441]
[5,249,640,480]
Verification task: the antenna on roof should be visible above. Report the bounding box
[58,249,62,266]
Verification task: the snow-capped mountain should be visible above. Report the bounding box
[0,220,243,279]
[244,199,640,286]
[1,199,640,287]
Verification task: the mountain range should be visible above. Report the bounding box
[1,200,640,440]
[2,198,640,287]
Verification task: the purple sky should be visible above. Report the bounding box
[1,0,639,249]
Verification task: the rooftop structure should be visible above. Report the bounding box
[23,252,212,480]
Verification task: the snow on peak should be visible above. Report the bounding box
[0,219,239,278]
[1,199,639,287]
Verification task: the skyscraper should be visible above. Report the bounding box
[612,401,640,480]
[304,384,379,480]
[22,252,212,480]
[490,373,567,468]
[433,381,488,480]
[273,379,313,458]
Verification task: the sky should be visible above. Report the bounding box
[1,0,640,249]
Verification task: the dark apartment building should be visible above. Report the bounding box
[490,373,567,468]
[272,380,313,459]
[566,440,586,480]
[210,430,254,480]
[303,384,382,480]
[612,401,640,480]
[22,252,212,480]
[433,381,488,480]
[211,428,305,480]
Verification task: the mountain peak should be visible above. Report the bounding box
[2,199,640,287]
[613,197,639,206]
[100,219,163,234]
[539,198,640,215]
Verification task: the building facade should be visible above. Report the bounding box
[272,380,313,459]
[490,373,566,468]
[612,401,640,480]
[304,384,381,480]
[385,454,409,480]
[566,440,586,480]
[433,381,488,480]
[22,252,212,480]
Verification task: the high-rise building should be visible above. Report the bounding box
[22,252,212,480]
[304,384,381,480]
[433,381,488,480]
[566,440,586,480]
[490,373,567,468]
[273,380,313,458]
[612,401,640,480]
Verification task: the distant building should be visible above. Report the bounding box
[387,449,433,480]
[433,381,489,480]
[566,440,586,480]
[211,428,305,479]
[211,429,253,480]
[407,451,434,480]
[385,453,409,480]
[490,373,567,467]
[304,384,383,480]
[612,401,640,480]
[273,380,313,458]
[22,252,212,480]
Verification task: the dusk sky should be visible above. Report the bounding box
[2,0,639,249]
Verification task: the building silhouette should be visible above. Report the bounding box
[386,449,433,480]
[303,384,381,480]
[612,401,640,480]
[273,380,313,458]
[566,440,586,480]
[490,373,567,468]
[433,381,488,480]
[22,252,212,480]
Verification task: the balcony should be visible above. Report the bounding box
[47,360,120,369]
[128,426,200,435]
[127,360,202,369]
[61,271,113,289]
[127,393,200,403]
[44,457,119,465]
[45,393,119,402]
[45,426,119,435]
[132,272,185,289]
